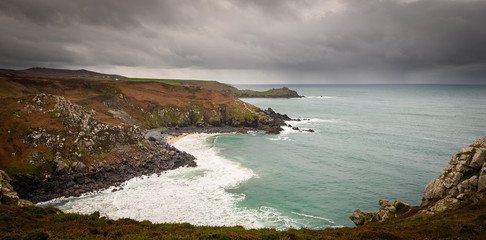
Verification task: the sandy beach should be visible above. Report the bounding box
[165,133,196,143]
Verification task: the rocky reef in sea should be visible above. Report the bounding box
[350,137,486,226]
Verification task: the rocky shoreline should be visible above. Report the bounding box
[11,141,196,203]
[9,112,291,204]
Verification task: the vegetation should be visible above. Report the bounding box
[0,68,301,98]
[1,200,486,239]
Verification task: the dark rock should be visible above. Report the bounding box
[11,141,197,203]
[54,160,71,175]
[73,161,87,173]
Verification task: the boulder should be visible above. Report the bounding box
[72,161,87,173]
[457,175,478,193]
[54,160,71,175]
[350,209,376,226]
[17,199,34,207]
[376,199,396,221]
[425,196,459,214]
[349,199,410,226]
[423,178,445,200]
[478,175,486,192]
[392,200,411,213]
[470,149,486,168]
[2,191,19,206]
[1,170,30,206]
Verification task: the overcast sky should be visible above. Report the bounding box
[1,0,486,84]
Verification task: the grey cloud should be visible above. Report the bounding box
[0,0,485,83]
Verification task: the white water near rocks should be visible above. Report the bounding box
[39,84,486,229]
[39,134,315,229]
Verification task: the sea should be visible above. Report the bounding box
[39,84,486,229]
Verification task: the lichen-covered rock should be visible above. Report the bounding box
[54,160,71,175]
[478,175,486,192]
[2,191,19,206]
[423,178,446,200]
[72,162,87,173]
[350,209,376,226]
[392,200,411,213]
[349,199,410,226]
[0,170,32,206]
[422,137,486,204]
[423,196,460,215]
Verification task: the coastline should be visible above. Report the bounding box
[165,133,193,143]
[16,123,287,204]
[12,140,197,203]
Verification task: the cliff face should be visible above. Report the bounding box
[421,137,486,213]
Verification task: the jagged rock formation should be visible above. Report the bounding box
[421,137,486,214]
[0,170,32,207]
[350,199,411,226]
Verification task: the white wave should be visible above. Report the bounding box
[268,135,291,141]
[286,118,337,126]
[40,133,262,228]
[254,206,300,230]
[291,212,335,224]
[301,96,336,99]
[37,133,338,230]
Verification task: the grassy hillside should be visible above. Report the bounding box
[0,71,286,190]
[1,68,302,98]
[1,197,486,239]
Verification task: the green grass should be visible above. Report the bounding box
[2,200,486,239]
[2,160,41,176]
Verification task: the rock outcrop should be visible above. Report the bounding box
[350,199,411,226]
[350,137,486,226]
[5,93,197,203]
[12,141,196,203]
[421,137,486,213]
[0,170,33,207]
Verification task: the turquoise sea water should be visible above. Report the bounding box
[43,84,486,229]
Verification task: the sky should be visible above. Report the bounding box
[1,0,486,84]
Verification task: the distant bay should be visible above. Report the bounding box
[43,84,486,229]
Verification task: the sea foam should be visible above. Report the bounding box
[39,133,300,229]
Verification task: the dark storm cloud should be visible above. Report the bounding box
[0,0,485,83]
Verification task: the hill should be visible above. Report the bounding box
[0,70,290,203]
[0,67,302,98]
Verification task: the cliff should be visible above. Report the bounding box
[421,137,486,213]
[0,69,290,203]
